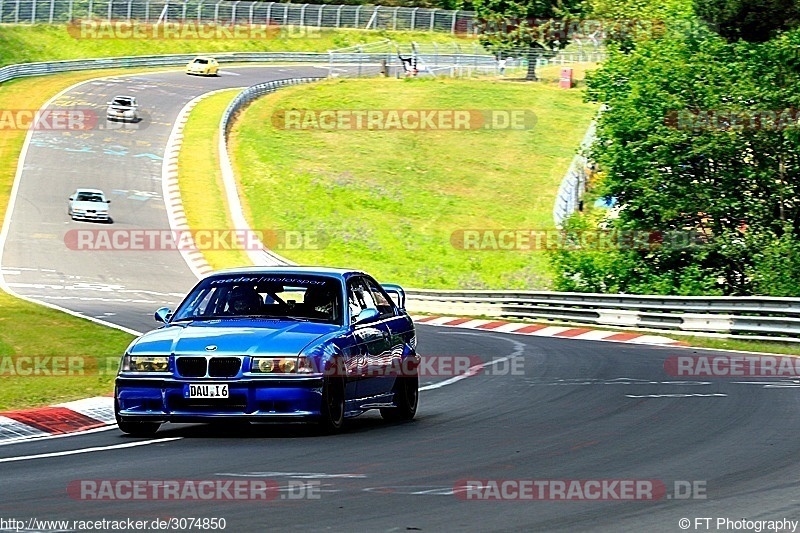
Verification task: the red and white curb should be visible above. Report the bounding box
[411,315,687,346]
[161,89,242,280]
[0,397,114,443]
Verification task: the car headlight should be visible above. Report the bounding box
[251,356,314,374]
[121,354,170,372]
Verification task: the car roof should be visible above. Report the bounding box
[74,188,105,195]
[208,266,366,281]
[112,95,135,100]
[193,56,216,60]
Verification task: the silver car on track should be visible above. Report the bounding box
[68,188,111,222]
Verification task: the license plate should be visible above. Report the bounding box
[187,383,229,399]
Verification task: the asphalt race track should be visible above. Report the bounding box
[1,66,800,533]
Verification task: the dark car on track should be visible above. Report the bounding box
[114,266,419,435]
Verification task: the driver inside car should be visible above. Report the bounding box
[225,285,262,315]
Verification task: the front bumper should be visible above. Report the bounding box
[115,376,325,423]
[107,111,137,121]
[71,211,110,221]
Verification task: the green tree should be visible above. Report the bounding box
[472,0,585,80]
[694,0,800,42]
[555,27,800,295]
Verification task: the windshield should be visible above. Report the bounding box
[112,98,133,106]
[75,193,104,202]
[171,274,343,324]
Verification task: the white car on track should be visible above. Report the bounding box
[68,188,111,222]
[106,95,139,122]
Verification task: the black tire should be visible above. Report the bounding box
[381,374,419,422]
[317,377,345,434]
[115,397,160,436]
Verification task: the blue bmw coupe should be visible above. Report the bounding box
[114,267,419,435]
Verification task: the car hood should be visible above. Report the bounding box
[109,105,135,111]
[129,319,341,356]
[71,200,108,210]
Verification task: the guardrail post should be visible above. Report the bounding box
[182,2,188,23]
[127,0,132,22]
[410,7,418,30]
[335,4,342,27]
[299,3,307,26]
[144,0,149,22]
[451,10,457,33]
[231,0,239,24]
[265,1,271,23]
[354,5,360,27]
[392,6,398,30]
[214,0,220,24]
[30,0,34,22]
[282,2,287,25]
[67,0,72,22]
[107,0,112,22]
[248,2,253,25]
[317,4,322,27]
[48,0,54,23]
[429,8,435,31]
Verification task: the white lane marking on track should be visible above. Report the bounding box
[0,425,119,447]
[0,437,182,463]
[217,472,367,479]
[420,332,526,392]
[625,394,727,398]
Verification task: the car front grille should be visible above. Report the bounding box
[177,357,207,377]
[176,356,242,378]
[209,357,241,377]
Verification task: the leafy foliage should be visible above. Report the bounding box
[553,26,800,295]
[694,0,800,42]
[472,0,585,79]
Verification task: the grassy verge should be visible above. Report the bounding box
[177,89,252,270]
[0,70,173,410]
[0,24,477,67]
[228,76,598,289]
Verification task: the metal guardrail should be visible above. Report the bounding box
[0,47,605,85]
[0,52,337,84]
[0,0,475,33]
[554,119,597,227]
[405,289,800,340]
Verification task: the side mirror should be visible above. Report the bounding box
[68,196,74,201]
[154,307,173,324]
[381,283,406,309]
[106,200,111,203]
[353,308,379,325]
